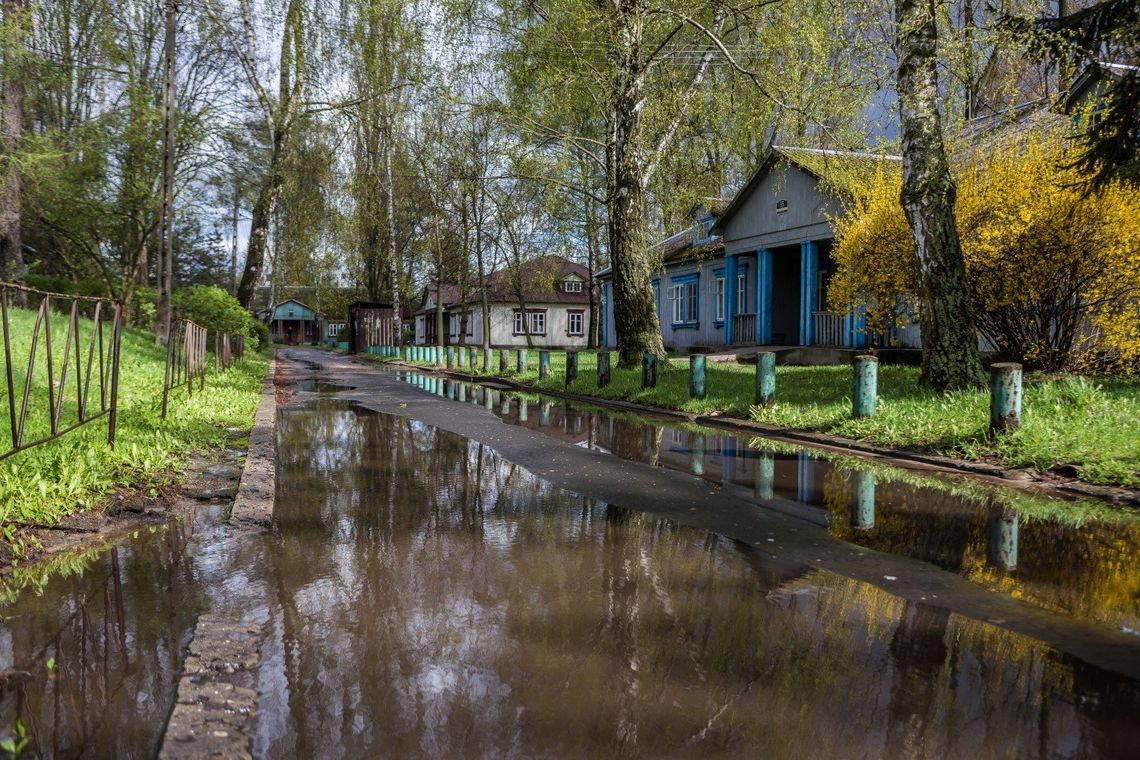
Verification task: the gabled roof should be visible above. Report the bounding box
[416,256,591,315]
[711,146,900,235]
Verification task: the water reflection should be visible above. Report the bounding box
[265,400,1140,757]
[0,523,201,756]
[396,371,1140,632]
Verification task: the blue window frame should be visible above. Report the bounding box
[669,272,700,327]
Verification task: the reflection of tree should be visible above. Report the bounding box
[885,602,950,757]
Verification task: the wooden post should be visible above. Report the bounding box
[689,354,706,399]
[468,346,478,371]
[436,346,444,367]
[852,355,878,417]
[499,349,509,374]
[851,470,875,530]
[641,353,657,389]
[483,348,493,371]
[457,347,468,369]
[597,351,611,388]
[989,362,1022,434]
[566,351,578,385]
[517,349,528,374]
[755,351,776,405]
[446,346,455,368]
[539,350,551,379]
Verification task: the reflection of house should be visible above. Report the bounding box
[265,299,322,345]
[598,148,907,355]
[414,255,591,349]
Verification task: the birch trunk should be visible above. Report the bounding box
[895,0,986,389]
[0,0,24,304]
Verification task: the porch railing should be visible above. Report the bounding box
[0,282,123,461]
[813,311,846,347]
[732,313,757,345]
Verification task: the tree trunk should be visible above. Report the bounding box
[384,133,402,345]
[155,0,176,344]
[896,0,986,390]
[237,155,283,308]
[0,0,26,304]
[609,3,665,367]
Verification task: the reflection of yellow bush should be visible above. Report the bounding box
[830,128,1140,371]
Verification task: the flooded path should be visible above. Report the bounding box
[3,347,1140,757]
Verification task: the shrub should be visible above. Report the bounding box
[829,126,1140,372]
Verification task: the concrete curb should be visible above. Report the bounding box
[160,357,277,759]
[390,360,1139,507]
[230,355,277,528]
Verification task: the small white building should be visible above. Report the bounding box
[414,255,592,349]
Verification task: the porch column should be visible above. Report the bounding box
[755,249,772,344]
[724,254,739,345]
[799,240,818,346]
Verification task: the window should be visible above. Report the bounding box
[737,273,747,316]
[567,311,584,336]
[670,279,699,325]
[693,219,712,243]
[327,323,344,338]
[562,280,583,293]
[513,310,547,335]
[715,277,725,322]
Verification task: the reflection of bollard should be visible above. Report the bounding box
[597,351,612,388]
[852,355,878,418]
[459,385,467,403]
[851,470,876,530]
[689,354,706,399]
[754,452,775,499]
[566,352,579,385]
[987,508,1019,571]
[500,396,511,415]
[519,399,529,422]
[517,349,528,374]
[990,362,1022,434]
[539,350,552,379]
[755,351,776,406]
[499,349,509,374]
[485,389,494,410]
[539,401,551,426]
[689,433,706,476]
[641,353,657,389]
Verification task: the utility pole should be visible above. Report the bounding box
[156,0,177,344]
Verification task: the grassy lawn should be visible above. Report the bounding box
[400,348,1140,487]
[0,306,268,544]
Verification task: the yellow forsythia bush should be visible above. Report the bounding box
[829,127,1140,372]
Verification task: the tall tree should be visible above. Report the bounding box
[895,0,986,389]
[0,0,26,301]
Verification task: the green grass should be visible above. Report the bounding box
[400,348,1140,488]
[0,306,268,540]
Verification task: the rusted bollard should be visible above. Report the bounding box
[539,350,552,379]
[689,354,706,399]
[566,351,578,385]
[755,351,776,405]
[852,355,878,418]
[597,351,612,388]
[989,362,1023,434]
[641,353,657,389]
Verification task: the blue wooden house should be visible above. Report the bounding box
[598,147,911,355]
[266,299,322,345]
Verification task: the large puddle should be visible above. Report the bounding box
[2,368,1140,756]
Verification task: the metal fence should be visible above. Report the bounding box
[161,319,208,419]
[214,332,244,371]
[0,282,123,462]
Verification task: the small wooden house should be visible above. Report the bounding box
[347,301,396,353]
[267,299,322,345]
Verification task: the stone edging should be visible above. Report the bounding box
[160,356,277,759]
[391,361,1139,507]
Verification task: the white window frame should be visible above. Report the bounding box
[737,273,747,316]
[513,311,525,334]
[715,277,725,322]
[567,311,583,336]
[563,280,583,293]
[530,311,546,335]
[671,284,684,324]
